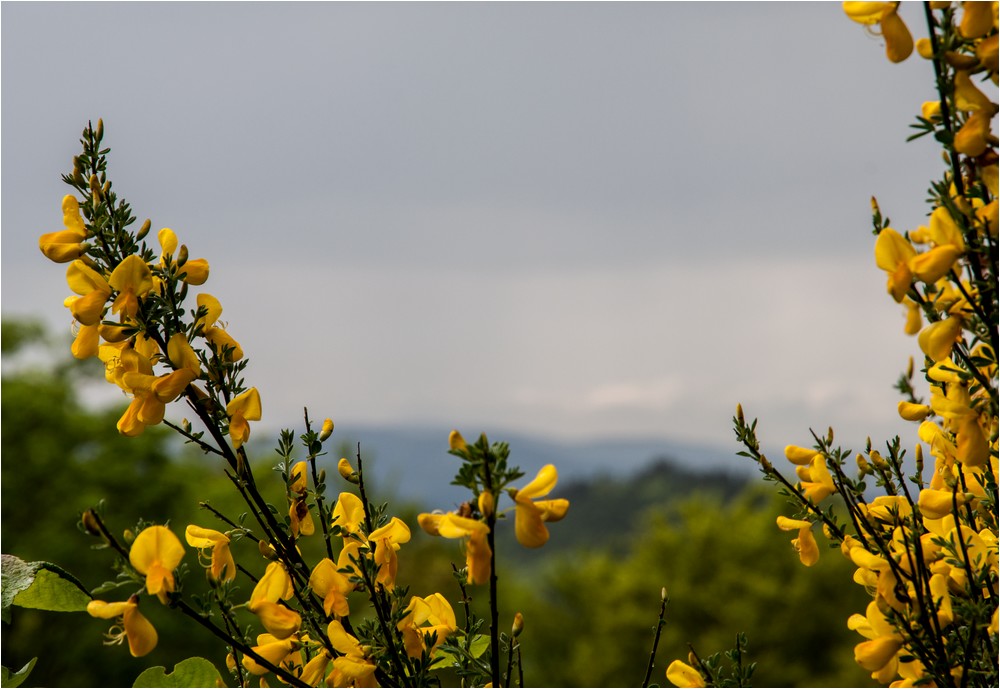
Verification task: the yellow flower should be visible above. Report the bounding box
[87,595,158,657]
[784,445,819,466]
[196,293,244,361]
[248,562,301,639]
[917,315,963,362]
[226,387,261,449]
[320,417,335,441]
[368,517,411,589]
[116,368,198,437]
[397,593,457,658]
[129,525,185,604]
[332,492,366,535]
[167,333,202,377]
[666,659,705,688]
[157,228,210,285]
[511,464,570,548]
[897,401,931,421]
[65,260,111,326]
[843,2,913,63]
[337,457,360,484]
[795,455,836,503]
[39,195,87,263]
[959,1,995,39]
[309,558,353,617]
[327,620,377,688]
[108,255,154,319]
[418,512,492,585]
[185,524,236,582]
[242,633,299,676]
[288,461,315,538]
[776,516,819,566]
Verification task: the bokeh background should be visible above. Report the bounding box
[2,2,944,686]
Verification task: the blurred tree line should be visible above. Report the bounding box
[2,318,873,687]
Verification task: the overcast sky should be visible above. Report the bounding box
[2,2,946,456]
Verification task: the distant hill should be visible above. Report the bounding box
[316,425,752,511]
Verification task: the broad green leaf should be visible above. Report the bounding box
[2,555,90,615]
[133,657,222,688]
[1,658,38,688]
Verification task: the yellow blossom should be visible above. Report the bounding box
[309,558,353,617]
[795,455,836,503]
[129,525,185,604]
[418,512,492,585]
[108,255,154,319]
[226,387,261,449]
[157,228,210,285]
[87,595,158,657]
[367,517,411,589]
[917,315,963,362]
[242,633,299,676]
[511,464,570,548]
[897,400,931,421]
[397,593,457,658]
[184,524,236,582]
[332,492,366,535]
[249,562,301,639]
[776,516,820,566]
[327,620,377,688]
[195,293,244,361]
[39,195,87,263]
[843,2,913,62]
[666,659,705,688]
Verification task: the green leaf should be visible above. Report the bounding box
[2,554,91,621]
[133,657,222,688]
[1,658,38,688]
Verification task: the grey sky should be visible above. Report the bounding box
[2,2,944,454]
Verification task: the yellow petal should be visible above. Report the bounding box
[666,659,705,688]
[196,293,223,327]
[776,515,812,531]
[784,445,818,466]
[87,599,130,619]
[252,600,301,639]
[897,401,931,421]
[874,229,917,272]
[516,464,558,501]
[108,255,153,296]
[129,525,185,575]
[910,245,961,283]
[39,229,86,263]
[180,258,210,285]
[854,636,903,671]
[185,524,228,548]
[251,562,293,607]
[368,517,411,545]
[123,605,159,657]
[959,1,995,39]
[158,228,178,257]
[793,526,820,567]
[226,387,262,421]
[514,502,549,548]
[917,316,963,362]
[881,9,913,63]
[842,2,892,25]
[167,333,202,376]
[332,492,365,534]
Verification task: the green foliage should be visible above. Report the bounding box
[131,658,223,688]
[1,658,37,688]
[1,555,91,620]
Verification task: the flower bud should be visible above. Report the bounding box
[338,457,359,484]
[915,37,933,60]
[123,529,135,544]
[478,490,495,519]
[177,244,189,267]
[136,219,152,241]
[81,509,102,537]
[448,430,467,452]
[89,174,101,201]
[101,181,111,198]
[759,455,773,473]
[856,453,872,476]
[258,539,278,560]
[511,612,524,638]
[95,118,104,142]
[735,403,744,424]
[660,586,668,602]
[320,418,334,441]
